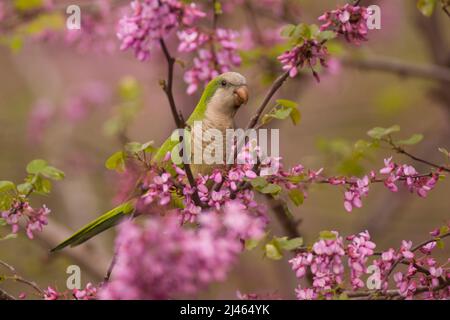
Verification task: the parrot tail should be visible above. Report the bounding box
[51,200,136,252]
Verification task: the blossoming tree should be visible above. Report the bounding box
[0,0,449,300]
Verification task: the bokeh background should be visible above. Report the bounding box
[0,0,449,299]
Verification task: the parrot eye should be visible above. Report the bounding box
[220,80,227,87]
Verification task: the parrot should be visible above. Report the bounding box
[51,72,249,252]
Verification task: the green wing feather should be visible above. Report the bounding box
[51,77,222,252]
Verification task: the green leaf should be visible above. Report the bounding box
[0,233,18,241]
[33,176,52,195]
[119,76,140,100]
[0,181,15,193]
[276,99,298,109]
[125,141,156,154]
[367,125,400,139]
[288,189,304,206]
[41,166,65,180]
[289,108,301,125]
[142,141,157,153]
[439,225,449,236]
[417,0,437,16]
[319,230,337,240]
[105,151,126,172]
[0,218,7,226]
[317,30,337,41]
[276,237,304,251]
[245,238,261,251]
[26,159,48,174]
[0,194,13,211]
[259,183,282,195]
[280,24,296,38]
[397,134,423,146]
[214,0,222,15]
[265,243,283,260]
[14,0,43,11]
[287,174,305,183]
[436,238,445,249]
[438,147,449,158]
[17,182,33,195]
[125,142,144,153]
[250,177,268,189]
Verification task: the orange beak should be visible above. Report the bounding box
[234,85,249,105]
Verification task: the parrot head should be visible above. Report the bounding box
[202,72,249,119]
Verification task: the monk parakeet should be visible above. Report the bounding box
[51,72,248,251]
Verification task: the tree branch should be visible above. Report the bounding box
[0,259,44,296]
[246,70,291,129]
[343,56,450,84]
[0,288,16,300]
[158,38,202,207]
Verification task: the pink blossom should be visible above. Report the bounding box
[181,28,241,94]
[117,0,205,61]
[346,231,376,289]
[343,176,369,212]
[44,286,60,300]
[1,201,51,239]
[73,283,98,300]
[319,4,370,45]
[99,214,244,299]
[278,40,328,81]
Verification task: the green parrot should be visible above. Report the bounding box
[51,72,248,252]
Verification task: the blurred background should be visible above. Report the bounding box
[0,0,449,299]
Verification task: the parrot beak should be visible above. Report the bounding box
[234,85,249,106]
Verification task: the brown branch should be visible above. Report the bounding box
[346,279,449,299]
[158,38,202,207]
[385,232,450,279]
[384,138,450,173]
[343,56,450,84]
[246,70,291,130]
[0,288,16,300]
[159,38,183,129]
[0,260,44,296]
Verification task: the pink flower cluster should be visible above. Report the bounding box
[290,229,449,300]
[278,40,328,81]
[117,0,205,61]
[1,201,50,239]
[43,286,59,300]
[346,231,376,289]
[321,158,443,213]
[99,201,265,299]
[373,233,449,299]
[64,0,117,54]
[290,231,346,300]
[179,28,241,94]
[319,4,370,45]
[343,175,371,212]
[43,283,98,300]
[134,149,269,224]
[73,283,98,300]
[379,157,439,197]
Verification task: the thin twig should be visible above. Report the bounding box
[346,279,449,299]
[0,259,44,296]
[384,138,450,173]
[343,56,450,84]
[386,233,450,279]
[246,70,291,130]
